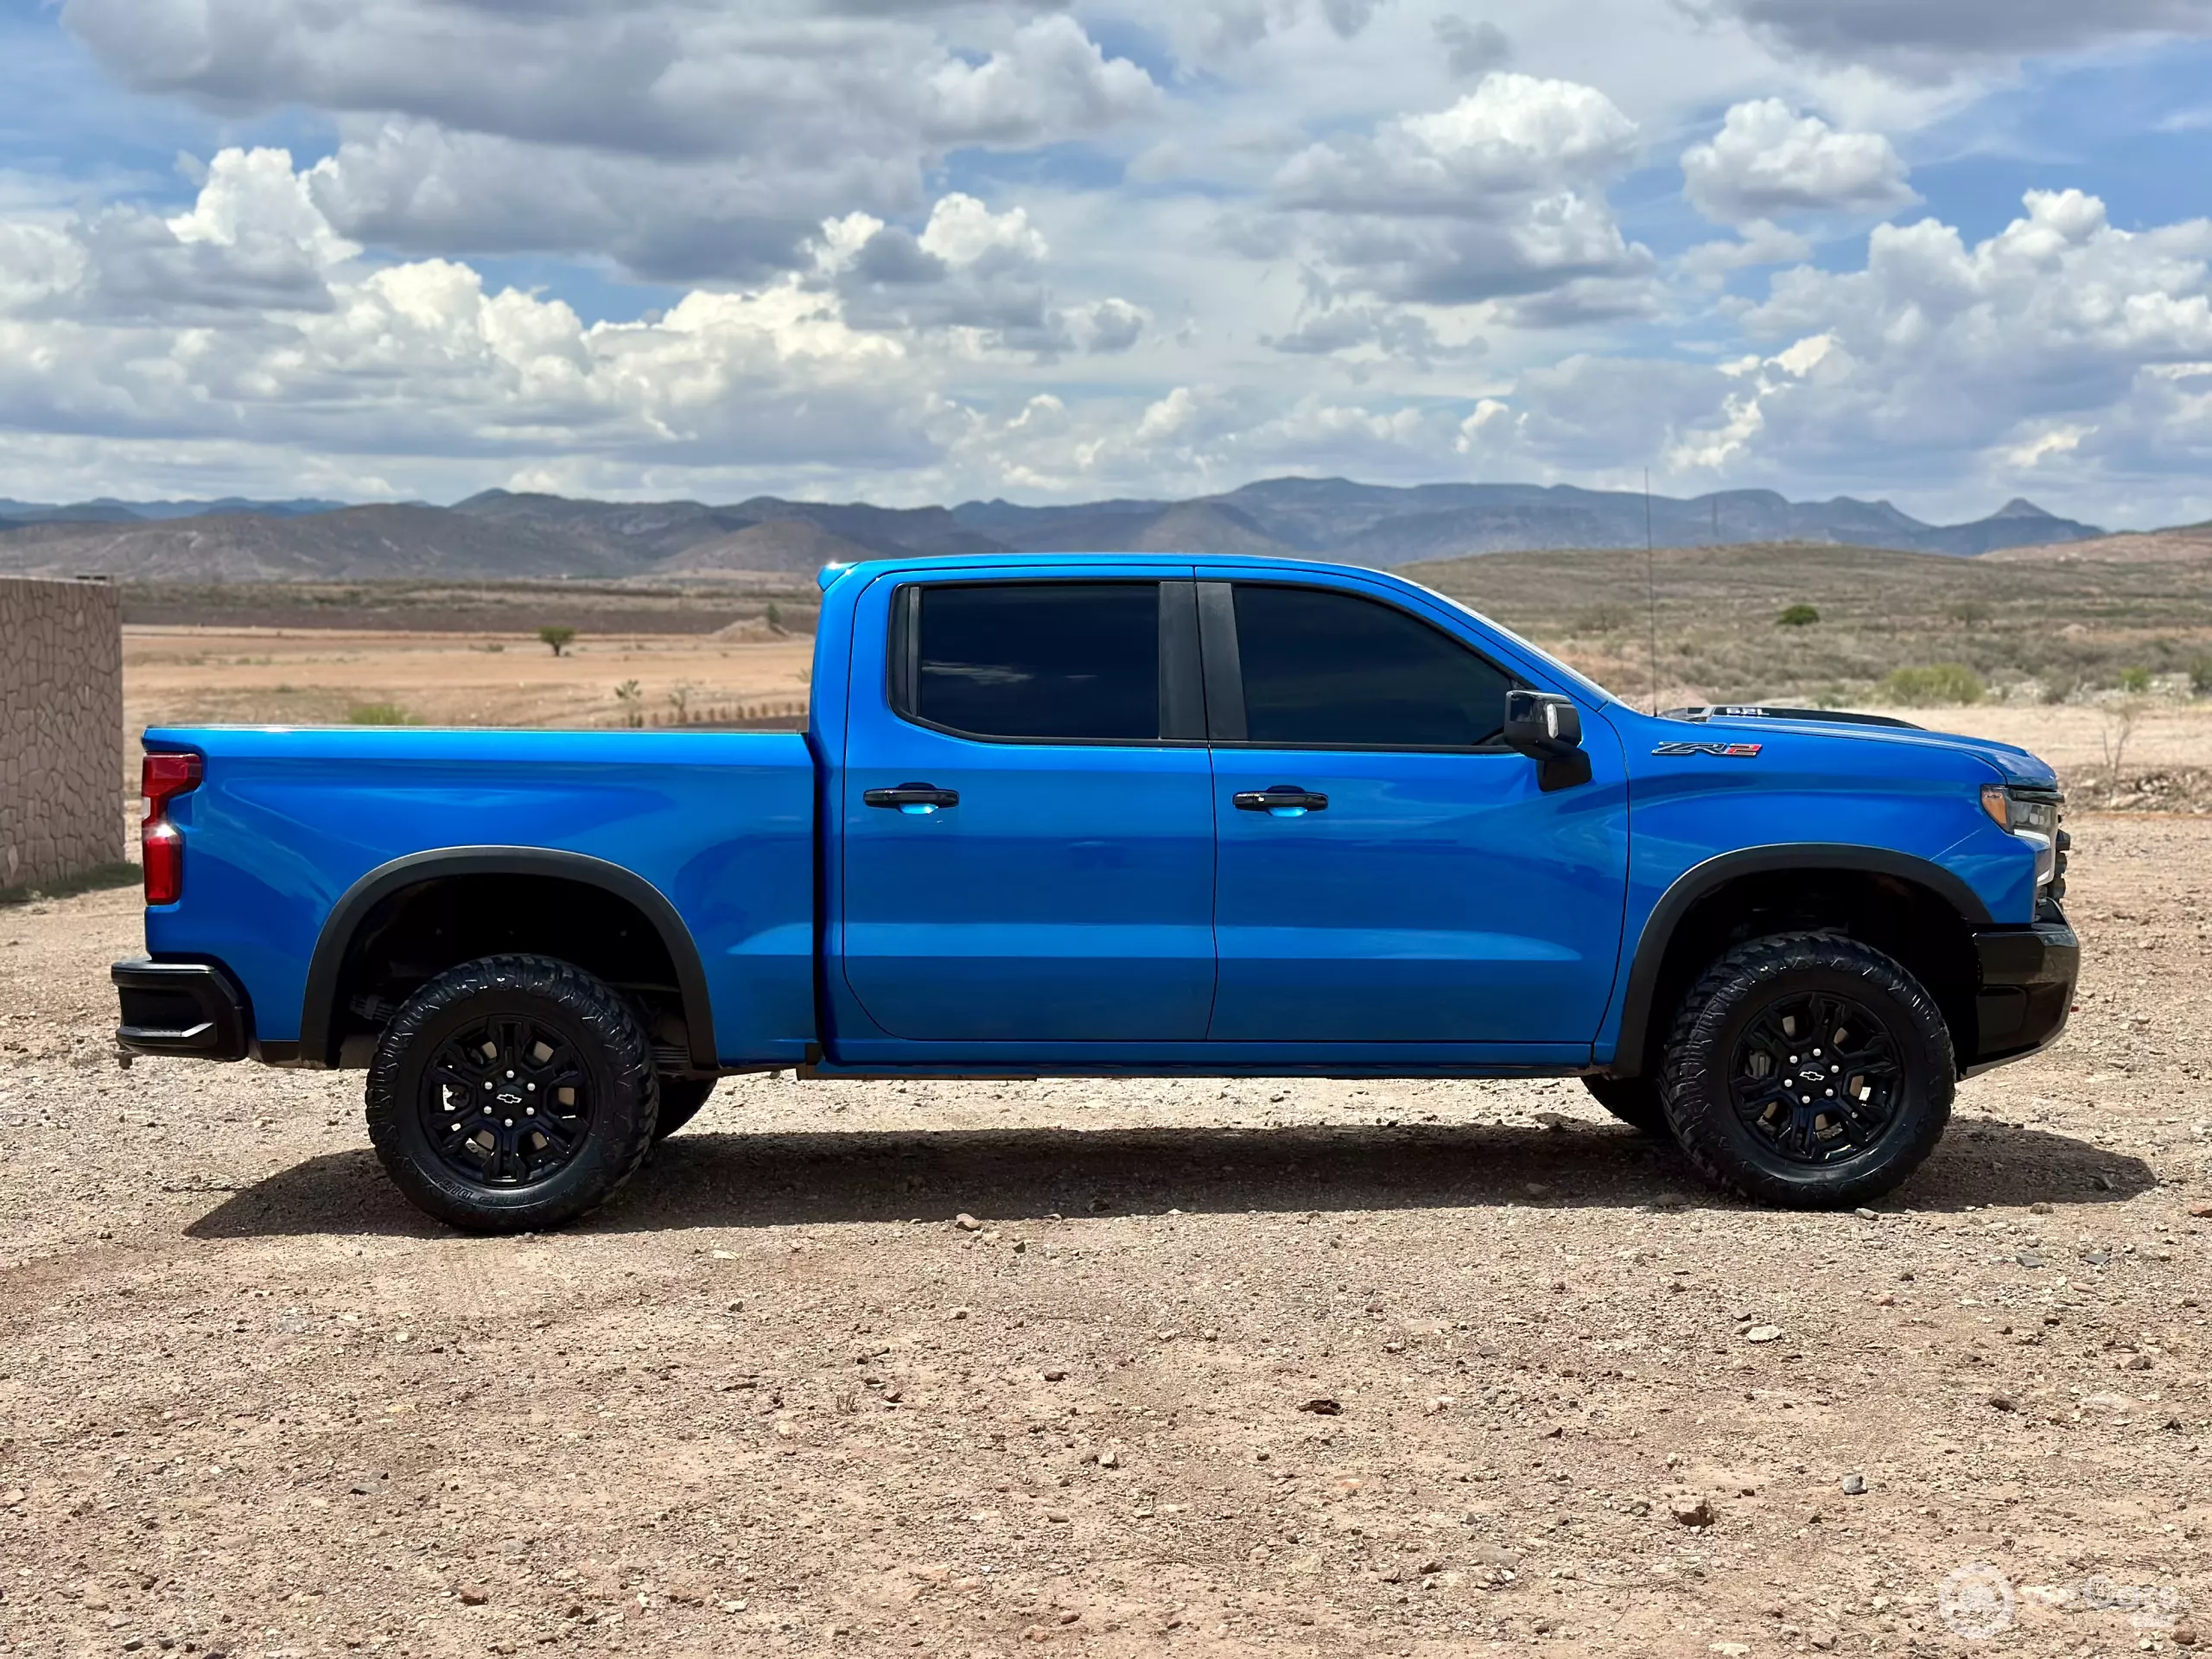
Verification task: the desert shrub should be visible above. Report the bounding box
[1777,604,1820,627]
[537,625,577,656]
[1880,664,1986,707]
[348,702,408,725]
[1577,602,1633,633]
[2191,657,2212,697]
[613,680,643,728]
[1945,600,1992,627]
[766,601,785,632]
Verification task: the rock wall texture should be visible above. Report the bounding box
[1,576,123,890]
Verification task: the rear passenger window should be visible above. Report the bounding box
[1233,584,1513,748]
[900,582,1160,741]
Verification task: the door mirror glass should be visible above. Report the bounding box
[1503,690,1591,791]
[1504,690,1581,753]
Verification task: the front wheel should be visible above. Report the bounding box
[365,954,660,1232]
[1659,932,1954,1209]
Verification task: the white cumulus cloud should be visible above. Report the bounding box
[1682,99,1916,224]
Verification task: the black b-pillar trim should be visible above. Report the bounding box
[1195,581,1246,742]
[1157,580,1206,742]
[297,847,719,1072]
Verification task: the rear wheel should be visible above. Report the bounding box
[365,953,659,1232]
[1659,932,1953,1209]
[652,1075,717,1139]
[1581,1075,1668,1135]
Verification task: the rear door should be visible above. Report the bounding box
[1202,575,1629,1046]
[837,573,1217,1043]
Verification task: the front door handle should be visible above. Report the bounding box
[864,781,960,814]
[1234,785,1328,817]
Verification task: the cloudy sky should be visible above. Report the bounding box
[5,0,2212,524]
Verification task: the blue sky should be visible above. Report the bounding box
[5,0,2212,525]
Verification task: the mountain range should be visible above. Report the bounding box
[0,478,2106,582]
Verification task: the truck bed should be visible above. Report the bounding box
[142,726,817,1065]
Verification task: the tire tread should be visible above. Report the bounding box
[1658,931,1954,1209]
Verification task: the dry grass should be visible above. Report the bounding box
[1413,541,2212,709]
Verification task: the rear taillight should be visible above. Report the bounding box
[142,752,202,906]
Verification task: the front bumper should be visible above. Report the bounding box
[112,958,251,1060]
[1963,920,2079,1076]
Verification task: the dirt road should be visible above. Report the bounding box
[2,817,2207,1656]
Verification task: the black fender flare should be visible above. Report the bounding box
[297,847,718,1071]
[1606,843,1991,1077]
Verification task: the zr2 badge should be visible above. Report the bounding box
[1653,741,1763,757]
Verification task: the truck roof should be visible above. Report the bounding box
[815,550,1380,592]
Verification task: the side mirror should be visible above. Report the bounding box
[1503,690,1592,792]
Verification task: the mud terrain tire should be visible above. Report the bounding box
[1660,932,1954,1209]
[365,954,659,1232]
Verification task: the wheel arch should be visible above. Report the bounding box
[300,847,717,1071]
[1608,845,1989,1079]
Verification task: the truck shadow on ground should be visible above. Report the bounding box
[187,1118,2156,1240]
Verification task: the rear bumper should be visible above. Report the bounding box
[112,958,250,1060]
[1963,920,2079,1076]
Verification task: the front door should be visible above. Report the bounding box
[1202,576,1629,1045]
[838,574,1217,1043]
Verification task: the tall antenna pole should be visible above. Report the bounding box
[1645,468,1659,715]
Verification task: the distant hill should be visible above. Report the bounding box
[658,519,877,576]
[0,495,346,525]
[1981,520,2212,564]
[0,505,628,582]
[0,475,2112,581]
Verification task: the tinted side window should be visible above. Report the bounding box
[909,582,1160,741]
[1233,584,1513,748]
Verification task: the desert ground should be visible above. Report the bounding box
[6,550,2207,1656]
[1,811,2207,1657]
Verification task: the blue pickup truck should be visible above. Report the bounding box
[113,554,2077,1230]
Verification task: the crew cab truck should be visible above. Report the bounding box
[112,554,2080,1231]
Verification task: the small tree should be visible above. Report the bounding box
[2118,665,2152,694]
[766,601,785,633]
[667,682,693,724]
[537,626,577,657]
[2100,699,2145,783]
[1777,604,1820,627]
[613,679,643,728]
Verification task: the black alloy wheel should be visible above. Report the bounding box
[423,1015,594,1185]
[1658,932,1954,1209]
[366,954,660,1232]
[1727,990,1901,1165]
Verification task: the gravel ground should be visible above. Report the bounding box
[2,816,2208,1658]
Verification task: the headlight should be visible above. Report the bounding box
[1980,784,2059,835]
[1981,784,2066,892]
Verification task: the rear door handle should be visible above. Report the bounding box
[864,782,959,814]
[1234,785,1328,816]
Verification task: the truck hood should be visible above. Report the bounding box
[1689,713,2060,789]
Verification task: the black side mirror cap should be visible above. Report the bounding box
[1503,690,1592,791]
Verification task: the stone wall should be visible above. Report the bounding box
[1,576,123,890]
